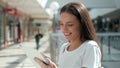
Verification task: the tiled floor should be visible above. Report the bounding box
[0,36,120,68]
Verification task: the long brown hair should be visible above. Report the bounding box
[60,2,100,46]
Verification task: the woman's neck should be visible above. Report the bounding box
[67,40,84,51]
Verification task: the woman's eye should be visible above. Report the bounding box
[67,24,73,26]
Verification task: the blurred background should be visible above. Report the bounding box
[0,0,120,68]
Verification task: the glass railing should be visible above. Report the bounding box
[49,32,120,63]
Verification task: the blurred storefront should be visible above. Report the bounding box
[0,6,4,49]
[92,9,120,32]
[0,5,34,49]
[0,6,21,48]
[0,0,50,49]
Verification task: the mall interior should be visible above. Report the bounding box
[0,0,120,68]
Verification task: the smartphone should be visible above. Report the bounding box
[36,52,49,65]
[21,46,49,68]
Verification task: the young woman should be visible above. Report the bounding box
[35,2,102,68]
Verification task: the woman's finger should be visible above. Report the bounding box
[47,58,57,68]
[34,57,41,64]
[34,57,57,68]
[34,57,46,66]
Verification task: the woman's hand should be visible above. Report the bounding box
[34,57,57,68]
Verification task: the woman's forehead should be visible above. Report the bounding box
[60,12,79,23]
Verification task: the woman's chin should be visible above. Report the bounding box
[66,37,71,41]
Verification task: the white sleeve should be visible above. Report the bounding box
[82,45,101,68]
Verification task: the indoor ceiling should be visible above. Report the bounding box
[0,0,50,20]
[46,0,120,8]
[46,0,120,20]
[0,0,120,20]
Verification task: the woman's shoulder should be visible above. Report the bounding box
[86,40,98,45]
[84,40,99,49]
[83,40,101,56]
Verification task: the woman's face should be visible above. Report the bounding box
[60,12,81,42]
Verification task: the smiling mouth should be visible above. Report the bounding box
[64,33,72,37]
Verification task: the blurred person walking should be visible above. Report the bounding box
[35,31,43,50]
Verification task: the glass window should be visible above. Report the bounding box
[8,15,14,41]
[0,11,4,45]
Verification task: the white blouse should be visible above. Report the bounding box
[58,40,101,68]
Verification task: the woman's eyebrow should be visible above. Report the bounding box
[67,22,74,24]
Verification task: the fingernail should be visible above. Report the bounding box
[34,57,37,60]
